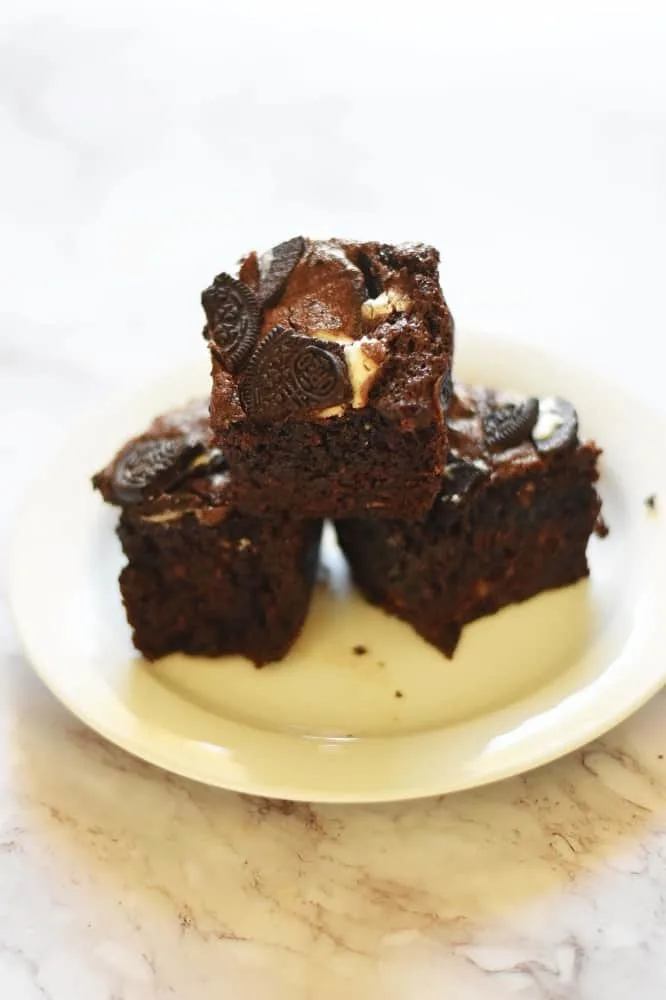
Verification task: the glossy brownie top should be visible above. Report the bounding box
[203,237,454,429]
[92,399,232,523]
[442,383,594,499]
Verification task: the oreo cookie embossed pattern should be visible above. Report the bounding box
[92,400,322,665]
[203,237,455,519]
[335,384,605,658]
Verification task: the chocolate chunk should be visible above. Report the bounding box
[201,273,260,373]
[532,398,578,454]
[356,250,383,300]
[257,237,306,306]
[239,325,350,421]
[483,397,539,451]
[113,438,204,504]
[645,494,657,511]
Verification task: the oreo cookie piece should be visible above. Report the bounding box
[201,273,260,373]
[198,450,229,477]
[113,438,204,504]
[483,397,539,451]
[532,397,578,453]
[442,456,488,500]
[239,325,350,422]
[439,370,454,408]
[257,237,305,306]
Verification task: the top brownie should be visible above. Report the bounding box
[201,237,454,519]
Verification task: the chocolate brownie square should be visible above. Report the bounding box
[92,400,322,665]
[335,385,606,657]
[202,237,454,519]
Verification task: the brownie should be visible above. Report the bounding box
[335,384,606,657]
[92,400,322,665]
[202,237,454,519]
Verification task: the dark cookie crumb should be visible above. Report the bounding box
[645,494,657,511]
[353,645,367,655]
[594,515,610,538]
[394,689,403,698]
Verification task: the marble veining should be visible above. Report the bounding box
[2,3,666,997]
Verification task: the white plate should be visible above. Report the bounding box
[8,333,666,802]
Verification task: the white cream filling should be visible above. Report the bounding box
[141,505,230,526]
[532,397,564,442]
[317,404,345,418]
[343,338,380,409]
[187,447,223,471]
[141,510,184,524]
[361,288,411,322]
[258,247,274,284]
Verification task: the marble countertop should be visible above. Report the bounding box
[2,3,666,997]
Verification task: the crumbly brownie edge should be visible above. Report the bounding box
[117,511,322,666]
[217,408,446,519]
[336,443,603,657]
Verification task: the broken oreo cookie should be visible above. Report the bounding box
[439,370,454,408]
[239,325,350,421]
[531,397,578,453]
[113,437,204,504]
[442,457,488,500]
[483,397,539,451]
[257,236,305,307]
[198,450,228,477]
[201,273,259,373]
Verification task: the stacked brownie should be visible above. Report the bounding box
[336,386,605,656]
[92,400,322,665]
[94,236,604,663]
[203,238,454,517]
